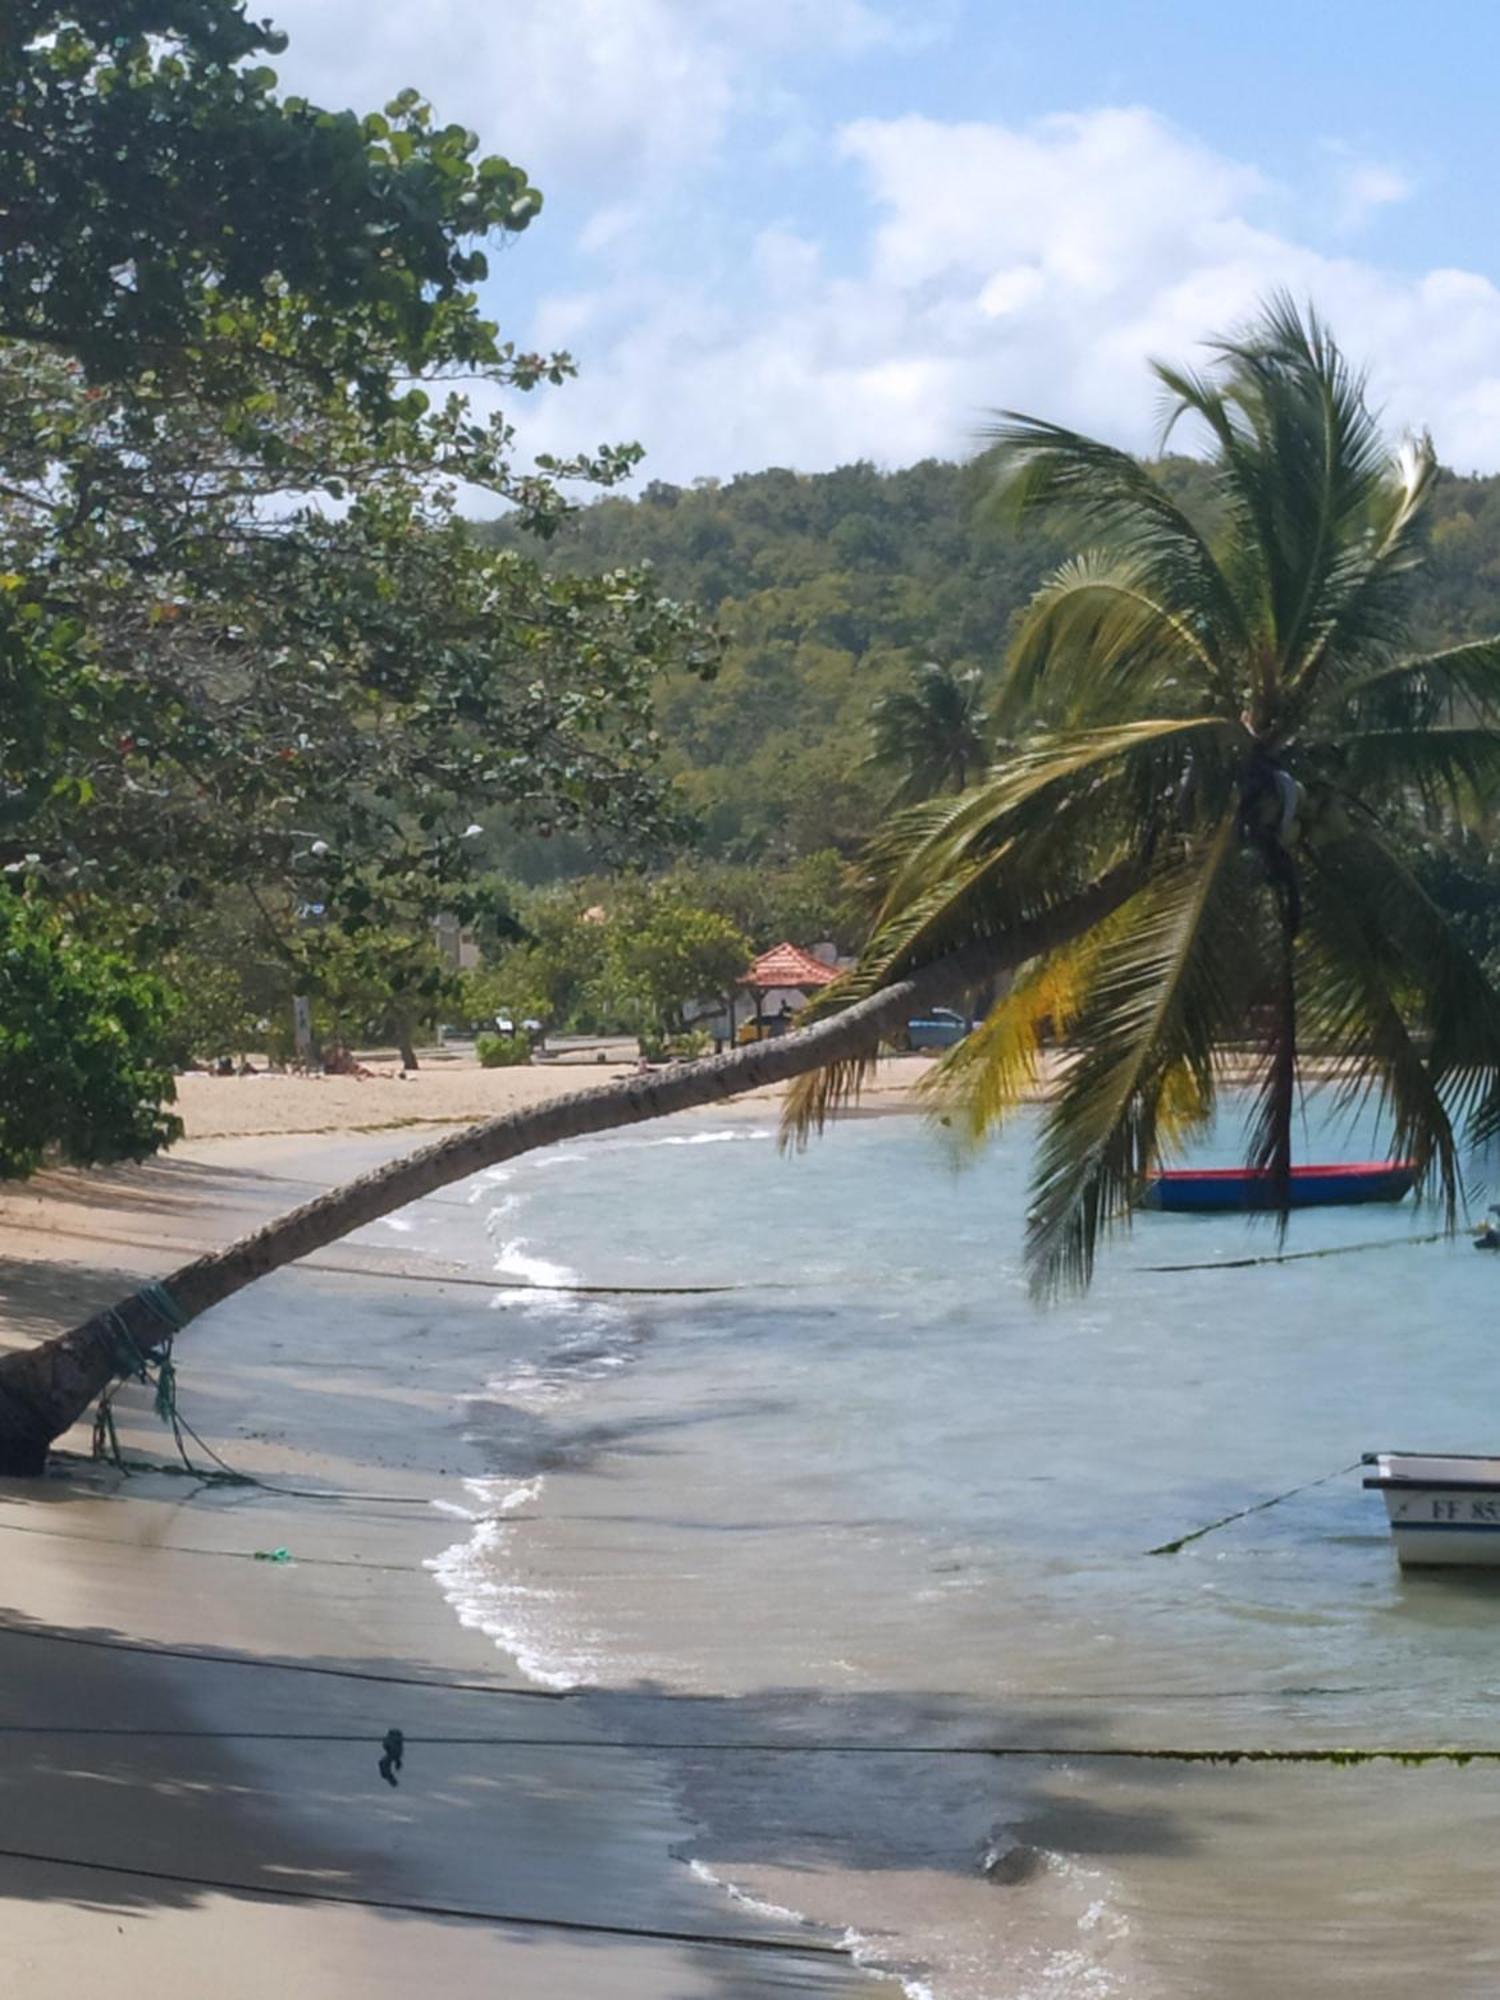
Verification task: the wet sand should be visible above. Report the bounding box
[0,1134,887,1998]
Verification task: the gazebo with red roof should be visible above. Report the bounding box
[737,941,838,1037]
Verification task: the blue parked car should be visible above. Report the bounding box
[904,1007,972,1051]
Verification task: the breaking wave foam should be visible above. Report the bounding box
[426,1474,588,1690]
[685,1861,937,2000]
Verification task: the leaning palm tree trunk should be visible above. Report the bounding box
[0,880,1131,1475]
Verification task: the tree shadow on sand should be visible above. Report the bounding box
[0,1601,1198,1916]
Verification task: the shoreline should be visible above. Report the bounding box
[0,1130,890,1998]
[163,1044,1383,1146]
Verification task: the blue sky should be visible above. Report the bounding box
[268,0,1500,486]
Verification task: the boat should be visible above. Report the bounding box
[1363,1452,1500,1566]
[1140,1161,1415,1213]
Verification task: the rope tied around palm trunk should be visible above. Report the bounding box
[92,1283,190,1472]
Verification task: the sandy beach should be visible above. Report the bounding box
[0,1125,890,1998]
[165,1049,941,1142]
[0,1051,1430,2000]
[162,1043,1357,1147]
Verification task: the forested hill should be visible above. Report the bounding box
[484,457,1500,866]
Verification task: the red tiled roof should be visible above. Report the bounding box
[738,941,839,990]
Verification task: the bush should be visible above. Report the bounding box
[475,1030,532,1069]
[160,952,260,1066]
[0,891,182,1177]
[639,1029,711,1063]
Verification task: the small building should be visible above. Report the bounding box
[433,911,480,972]
[735,940,840,1039]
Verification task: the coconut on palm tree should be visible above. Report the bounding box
[867,659,991,801]
[4,298,1500,1471]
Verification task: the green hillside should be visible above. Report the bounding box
[488,455,1500,870]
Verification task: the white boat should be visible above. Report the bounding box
[1364,1452,1500,1566]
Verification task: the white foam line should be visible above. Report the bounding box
[648,1129,769,1147]
[490,1240,581,1291]
[686,1859,807,1927]
[684,1860,935,2000]
[426,1475,594,1691]
[841,1928,938,2000]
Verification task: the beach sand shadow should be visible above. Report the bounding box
[0,1609,918,1995]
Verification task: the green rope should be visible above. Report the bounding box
[140,1281,186,1330]
[92,1286,190,1472]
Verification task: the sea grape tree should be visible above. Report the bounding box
[0,2,718,1152]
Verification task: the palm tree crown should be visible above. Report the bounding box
[792,298,1500,1295]
[867,659,990,801]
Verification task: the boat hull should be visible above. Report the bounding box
[1364,1453,1500,1567]
[1142,1163,1414,1213]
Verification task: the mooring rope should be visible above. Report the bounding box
[1146,1459,1362,1555]
[87,1286,440,1503]
[0,1726,1491,1765]
[0,1620,580,1696]
[0,1842,844,1958]
[92,1281,192,1473]
[53,1445,435,1503]
[1141,1230,1449,1274]
[0,1514,413,1572]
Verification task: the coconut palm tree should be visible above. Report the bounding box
[791,297,1500,1293]
[867,660,991,801]
[3,298,1499,1471]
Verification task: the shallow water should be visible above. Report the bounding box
[397,1108,1500,1997]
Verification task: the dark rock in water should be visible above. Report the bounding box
[980,1835,1046,1885]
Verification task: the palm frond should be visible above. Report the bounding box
[1323,726,1500,818]
[780,1051,883,1150]
[817,730,1237,1074]
[916,919,1123,1146]
[863,716,1238,962]
[1004,551,1232,725]
[779,860,1148,1150]
[1025,813,1247,1296]
[1306,823,1500,1162]
[1157,297,1400,700]
[1284,431,1436,707]
[1335,637,1500,727]
[979,410,1245,661]
[1297,846,1465,1218]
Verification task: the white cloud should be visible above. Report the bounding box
[842,110,1267,295]
[1322,145,1415,233]
[256,8,1500,485]
[507,106,1500,485]
[265,0,918,187]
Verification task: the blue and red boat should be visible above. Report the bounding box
[1140,1161,1415,1213]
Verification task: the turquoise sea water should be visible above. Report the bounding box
[411,1106,1500,1998]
